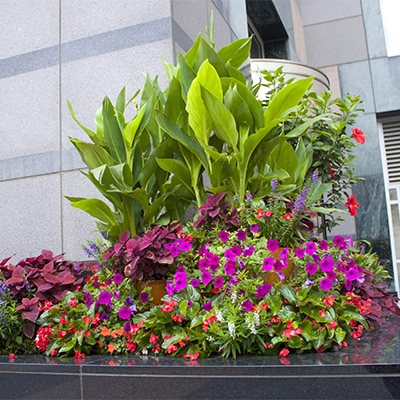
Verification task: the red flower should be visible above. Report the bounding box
[279,349,290,357]
[318,309,326,318]
[149,333,159,344]
[50,349,57,356]
[346,195,359,216]
[323,294,335,307]
[352,128,367,144]
[328,321,338,329]
[167,344,178,354]
[83,316,92,324]
[59,316,68,326]
[282,213,292,221]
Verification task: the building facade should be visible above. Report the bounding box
[1,0,399,292]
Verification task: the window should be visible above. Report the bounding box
[380,0,400,57]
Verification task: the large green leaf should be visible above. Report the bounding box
[268,141,299,183]
[196,59,223,101]
[186,79,213,144]
[66,197,116,225]
[102,97,126,163]
[69,138,115,170]
[201,88,239,152]
[165,77,185,123]
[109,163,134,191]
[221,77,264,130]
[217,37,252,68]
[124,104,146,147]
[178,53,196,102]
[264,77,314,127]
[156,158,194,195]
[156,112,210,174]
[115,86,126,114]
[192,37,228,77]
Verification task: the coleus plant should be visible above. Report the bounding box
[103,222,180,283]
[0,251,83,338]
[193,192,240,231]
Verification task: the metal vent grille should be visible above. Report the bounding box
[382,120,400,183]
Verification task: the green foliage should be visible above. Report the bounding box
[256,69,364,231]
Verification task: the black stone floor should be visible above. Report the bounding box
[1,318,400,399]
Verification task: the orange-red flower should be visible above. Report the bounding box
[345,195,359,216]
[100,326,111,337]
[107,344,116,353]
[352,128,367,144]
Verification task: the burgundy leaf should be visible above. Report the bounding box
[52,289,68,301]
[42,272,60,284]
[43,261,55,273]
[22,307,40,323]
[22,322,36,339]
[36,283,54,292]
[41,250,54,260]
[61,273,76,285]
[119,230,130,244]
[0,255,14,266]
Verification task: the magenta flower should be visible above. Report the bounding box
[279,248,289,259]
[295,247,305,259]
[190,279,200,288]
[225,260,236,275]
[332,235,346,249]
[238,259,246,269]
[305,242,317,255]
[326,271,337,280]
[230,245,242,257]
[123,322,132,332]
[208,253,220,264]
[174,274,187,291]
[267,239,279,253]
[320,278,332,291]
[250,224,260,233]
[224,248,236,260]
[274,260,284,272]
[241,300,253,312]
[262,256,275,271]
[319,240,329,251]
[345,268,360,281]
[243,246,255,257]
[170,246,180,257]
[118,306,132,320]
[203,302,213,312]
[113,273,124,285]
[201,271,213,286]
[199,258,210,270]
[179,240,193,252]
[140,292,150,303]
[98,291,112,305]
[306,262,318,275]
[166,280,175,296]
[319,257,335,272]
[236,230,247,241]
[256,283,272,299]
[218,231,230,242]
[214,276,224,289]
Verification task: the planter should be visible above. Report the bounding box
[136,279,167,305]
[250,58,330,100]
[264,248,295,285]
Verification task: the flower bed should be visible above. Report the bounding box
[1,21,399,362]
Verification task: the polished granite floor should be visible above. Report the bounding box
[1,318,400,399]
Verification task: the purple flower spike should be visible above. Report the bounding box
[218,231,230,242]
[236,230,247,241]
[267,239,279,253]
[271,179,278,191]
